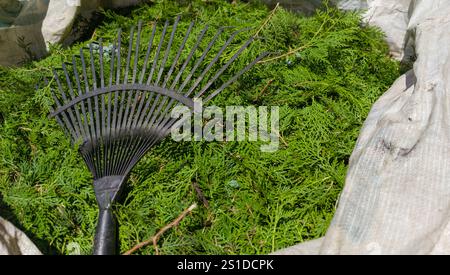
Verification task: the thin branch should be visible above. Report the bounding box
[258,17,329,64]
[90,29,97,40]
[123,203,197,255]
[255,79,274,101]
[258,45,308,64]
[254,2,280,38]
[20,66,52,73]
[192,181,210,209]
[278,133,289,147]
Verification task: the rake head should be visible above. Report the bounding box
[46,17,266,254]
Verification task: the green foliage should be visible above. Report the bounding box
[0,1,399,254]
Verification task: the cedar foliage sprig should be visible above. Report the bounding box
[0,0,399,254]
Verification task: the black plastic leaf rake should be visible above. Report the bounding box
[46,17,266,255]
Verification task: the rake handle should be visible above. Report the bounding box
[92,175,124,255]
[93,207,117,255]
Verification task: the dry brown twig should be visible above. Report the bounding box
[255,79,274,101]
[258,13,330,64]
[253,2,280,38]
[192,181,210,209]
[123,203,197,255]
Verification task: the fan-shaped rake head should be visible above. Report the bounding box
[46,17,266,254]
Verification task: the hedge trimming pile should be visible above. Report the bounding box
[0,0,399,254]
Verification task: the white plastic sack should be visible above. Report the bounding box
[0,0,143,66]
[275,0,450,255]
[0,216,41,255]
[0,0,48,66]
[363,0,411,61]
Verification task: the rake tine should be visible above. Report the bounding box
[118,130,148,176]
[89,43,98,90]
[153,101,184,135]
[124,128,162,176]
[118,23,143,175]
[112,29,122,135]
[142,120,171,158]
[169,24,209,90]
[153,26,233,130]
[114,26,136,174]
[160,53,266,135]
[145,16,181,131]
[128,101,184,174]
[156,16,180,85]
[152,24,210,128]
[98,40,107,142]
[157,37,262,135]
[105,43,116,176]
[89,43,103,177]
[135,88,156,131]
[54,114,70,140]
[160,109,185,136]
[123,27,135,85]
[177,27,226,94]
[205,51,269,103]
[131,22,158,129]
[99,39,105,88]
[136,20,169,130]
[80,153,96,181]
[127,21,144,131]
[99,39,108,177]
[150,20,194,128]
[143,23,222,131]
[139,21,157,84]
[118,27,134,141]
[125,21,143,130]
[61,63,75,97]
[79,47,98,169]
[53,68,81,140]
[108,45,115,87]
[124,139,152,175]
[72,73,97,178]
[194,35,254,98]
[132,21,142,84]
[47,91,61,126]
[110,30,123,176]
[141,92,160,130]
[116,29,122,85]
[50,85,76,141]
[185,27,252,98]
[52,68,69,104]
[123,89,183,173]
[115,27,130,135]
[62,62,86,139]
[119,25,135,129]
[146,20,169,85]
[120,109,161,174]
[72,56,91,139]
[162,19,193,88]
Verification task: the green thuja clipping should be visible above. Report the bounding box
[0,0,399,254]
